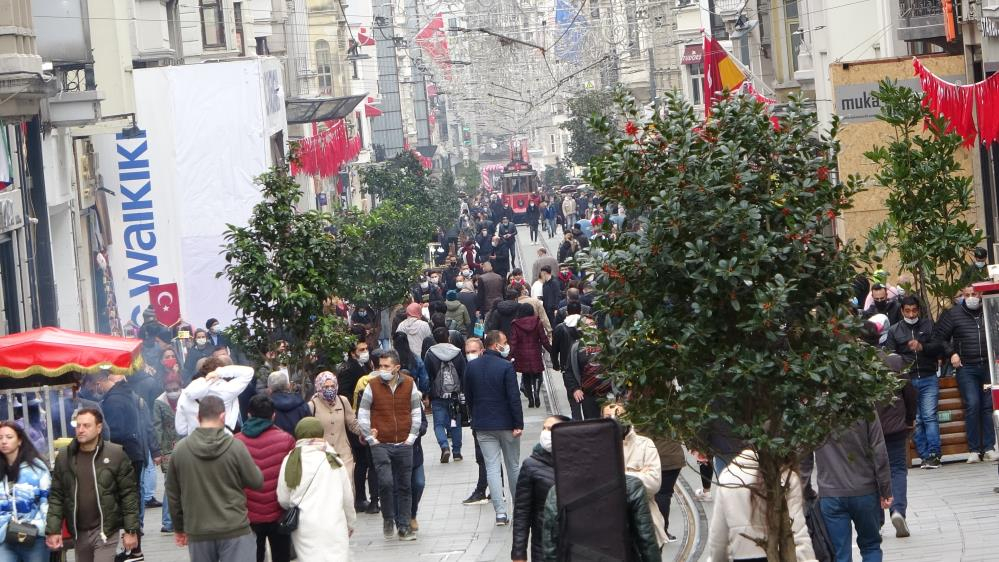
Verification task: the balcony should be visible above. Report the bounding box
[45,65,104,127]
[897,0,952,42]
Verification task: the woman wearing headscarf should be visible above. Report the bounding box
[308,372,362,480]
[277,418,356,562]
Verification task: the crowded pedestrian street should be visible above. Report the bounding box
[7,1,999,562]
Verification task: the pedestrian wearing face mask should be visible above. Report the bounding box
[882,296,941,469]
[959,247,990,288]
[153,373,183,533]
[603,403,668,548]
[205,318,231,352]
[511,415,570,562]
[356,351,423,541]
[928,286,999,463]
[184,329,214,385]
[309,372,362,486]
[464,330,524,526]
[862,284,902,325]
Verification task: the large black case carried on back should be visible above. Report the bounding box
[550,418,633,562]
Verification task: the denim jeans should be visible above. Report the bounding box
[162,486,173,530]
[883,432,908,517]
[956,365,996,453]
[371,443,414,529]
[910,375,941,458]
[0,539,48,562]
[547,218,557,237]
[394,464,426,519]
[431,399,462,456]
[143,451,156,502]
[820,493,883,562]
[477,430,522,516]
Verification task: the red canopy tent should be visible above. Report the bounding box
[0,327,142,380]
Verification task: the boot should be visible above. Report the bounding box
[533,375,542,408]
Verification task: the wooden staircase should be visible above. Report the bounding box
[909,376,968,464]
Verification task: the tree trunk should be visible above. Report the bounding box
[758,451,797,562]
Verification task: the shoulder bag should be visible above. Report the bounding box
[4,478,37,547]
[277,460,323,534]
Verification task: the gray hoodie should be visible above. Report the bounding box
[800,415,891,499]
[397,316,432,357]
[425,343,466,400]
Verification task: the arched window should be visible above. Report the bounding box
[315,40,333,94]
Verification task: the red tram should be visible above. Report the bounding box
[498,156,540,221]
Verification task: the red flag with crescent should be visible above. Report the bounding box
[149,283,181,327]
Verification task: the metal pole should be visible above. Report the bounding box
[42,386,54,464]
[648,47,658,108]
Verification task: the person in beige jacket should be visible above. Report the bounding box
[309,372,363,480]
[707,449,816,562]
[603,403,667,547]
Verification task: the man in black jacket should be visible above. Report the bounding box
[863,284,902,325]
[512,415,569,562]
[883,295,941,468]
[928,286,998,463]
[538,266,562,327]
[550,303,586,420]
[497,215,518,268]
[96,372,161,556]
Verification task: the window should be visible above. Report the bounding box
[234,2,245,56]
[550,134,557,154]
[315,40,333,95]
[784,0,801,74]
[689,63,704,106]
[200,0,225,48]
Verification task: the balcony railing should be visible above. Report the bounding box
[897,0,958,42]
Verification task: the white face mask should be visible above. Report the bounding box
[499,344,510,358]
[456,281,465,290]
[539,429,552,452]
[966,296,982,310]
[378,370,394,381]
[166,390,181,400]
[976,260,987,268]
[357,352,370,364]
[903,316,919,325]
[195,337,207,346]
[421,281,429,289]
[466,353,480,362]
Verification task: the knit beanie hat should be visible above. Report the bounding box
[446,290,458,301]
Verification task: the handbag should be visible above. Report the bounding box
[4,478,37,547]
[277,462,323,535]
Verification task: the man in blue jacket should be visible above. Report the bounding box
[464,330,524,526]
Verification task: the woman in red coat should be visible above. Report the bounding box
[509,303,552,408]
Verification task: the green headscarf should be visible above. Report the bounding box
[284,417,343,488]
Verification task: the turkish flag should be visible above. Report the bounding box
[148,283,181,327]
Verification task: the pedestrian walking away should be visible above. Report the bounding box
[424,327,467,463]
[166,396,264,562]
[277,418,356,562]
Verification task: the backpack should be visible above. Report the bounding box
[570,341,612,396]
[433,359,461,399]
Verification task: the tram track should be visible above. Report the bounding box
[518,226,707,561]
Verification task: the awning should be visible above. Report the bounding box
[364,96,383,118]
[286,93,367,125]
[0,327,142,379]
[681,44,703,65]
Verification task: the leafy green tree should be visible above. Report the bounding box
[561,90,615,167]
[543,158,572,187]
[220,165,351,388]
[864,80,983,315]
[578,91,895,560]
[455,160,481,194]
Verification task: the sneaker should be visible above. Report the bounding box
[383,520,395,540]
[985,450,999,462]
[967,452,982,464]
[398,527,418,541]
[453,453,463,461]
[160,526,174,534]
[441,448,451,463]
[695,488,712,502]
[366,502,381,514]
[923,455,942,469]
[891,511,910,538]
[355,500,370,512]
[144,498,162,508]
[462,491,489,505]
[664,532,678,543]
[496,514,510,526]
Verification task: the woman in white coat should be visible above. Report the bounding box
[707,449,817,562]
[277,417,357,562]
